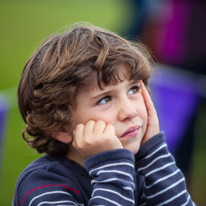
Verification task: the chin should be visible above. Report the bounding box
[131,149,139,155]
[127,145,140,155]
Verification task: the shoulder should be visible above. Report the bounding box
[16,155,74,186]
[14,155,84,206]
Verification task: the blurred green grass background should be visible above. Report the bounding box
[0,1,206,205]
[0,1,133,205]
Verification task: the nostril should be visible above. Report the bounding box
[119,106,138,121]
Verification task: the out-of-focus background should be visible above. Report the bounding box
[0,0,206,205]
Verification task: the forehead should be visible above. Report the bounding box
[79,64,130,92]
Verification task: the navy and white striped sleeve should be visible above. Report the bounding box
[85,149,135,206]
[135,132,196,206]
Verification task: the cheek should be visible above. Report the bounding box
[142,105,148,122]
[73,112,89,125]
[91,111,115,125]
[137,97,148,125]
[142,111,148,134]
[73,109,115,126]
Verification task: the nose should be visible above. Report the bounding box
[118,99,137,122]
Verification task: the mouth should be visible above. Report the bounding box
[120,125,141,138]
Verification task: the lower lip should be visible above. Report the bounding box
[121,129,139,138]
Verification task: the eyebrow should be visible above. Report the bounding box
[90,89,112,100]
[90,80,140,100]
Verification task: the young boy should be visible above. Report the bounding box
[13,23,195,206]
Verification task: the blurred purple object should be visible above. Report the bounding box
[0,96,8,169]
[158,1,192,65]
[150,68,200,154]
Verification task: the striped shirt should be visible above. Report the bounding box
[13,132,195,206]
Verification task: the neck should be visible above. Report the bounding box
[66,143,85,168]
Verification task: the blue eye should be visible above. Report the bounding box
[128,86,140,94]
[97,96,112,105]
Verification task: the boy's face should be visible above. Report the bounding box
[71,65,148,155]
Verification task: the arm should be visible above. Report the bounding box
[85,149,135,205]
[73,120,136,205]
[136,81,195,205]
[135,132,195,206]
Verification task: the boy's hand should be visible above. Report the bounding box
[72,120,123,159]
[141,81,159,144]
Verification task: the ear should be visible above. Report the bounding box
[52,131,73,144]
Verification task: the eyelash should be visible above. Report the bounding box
[128,85,141,94]
[97,85,140,105]
[97,96,112,105]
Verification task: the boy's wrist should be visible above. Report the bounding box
[85,148,134,172]
[135,132,165,161]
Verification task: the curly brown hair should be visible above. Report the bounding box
[18,22,153,156]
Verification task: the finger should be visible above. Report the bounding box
[104,124,116,136]
[93,120,106,134]
[72,123,84,147]
[72,127,86,158]
[75,124,84,138]
[84,120,95,135]
[104,124,123,149]
[141,81,156,113]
